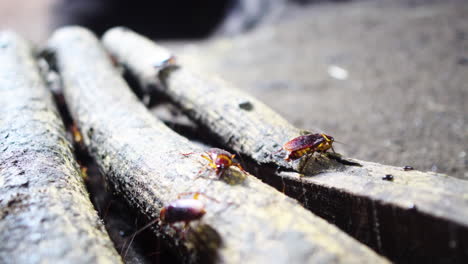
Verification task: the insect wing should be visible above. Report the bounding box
[283,134,324,152]
[165,199,206,223]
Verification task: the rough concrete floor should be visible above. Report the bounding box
[169,0,468,179]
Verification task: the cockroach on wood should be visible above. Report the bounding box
[127,193,210,235]
[136,192,222,234]
[122,192,215,257]
[160,192,208,228]
[282,133,335,161]
[183,148,247,179]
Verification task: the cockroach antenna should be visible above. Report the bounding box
[333,139,347,145]
[122,218,159,258]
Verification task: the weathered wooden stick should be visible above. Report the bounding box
[47,26,388,263]
[102,27,340,173]
[102,27,468,263]
[0,31,122,263]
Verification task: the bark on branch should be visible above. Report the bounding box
[47,26,387,263]
[0,31,121,264]
[102,27,468,263]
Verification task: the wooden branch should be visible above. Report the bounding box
[102,27,468,263]
[47,26,388,263]
[0,31,121,263]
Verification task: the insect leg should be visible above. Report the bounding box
[200,153,211,162]
[232,162,248,174]
[177,192,202,200]
[181,151,197,157]
[216,168,226,179]
[299,152,315,173]
[284,151,294,161]
[194,163,213,180]
[181,222,190,240]
[169,223,182,234]
[272,147,284,154]
[201,153,218,170]
[177,192,222,204]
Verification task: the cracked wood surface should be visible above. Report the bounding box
[47,26,388,263]
[102,27,468,263]
[0,31,121,264]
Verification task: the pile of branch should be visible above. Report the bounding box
[102,27,468,263]
[1,24,467,263]
[47,27,387,263]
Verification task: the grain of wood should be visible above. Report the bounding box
[0,31,122,264]
[102,27,468,263]
[47,26,388,264]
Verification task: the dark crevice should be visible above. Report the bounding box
[284,179,468,263]
[84,160,176,264]
[239,158,468,263]
[326,152,362,167]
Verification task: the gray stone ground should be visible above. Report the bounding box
[168,0,468,179]
[1,0,466,179]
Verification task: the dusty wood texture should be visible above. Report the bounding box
[102,27,468,263]
[47,26,388,264]
[0,31,121,264]
[102,27,339,173]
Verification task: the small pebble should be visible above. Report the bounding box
[382,174,394,181]
[403,166,414,171]
[239,101,253,111]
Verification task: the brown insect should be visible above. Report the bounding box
[122,192,222,258]
[282,133,335,161]
[184,148,246,178]
[160,192,207,228]
[130,192,218,234]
